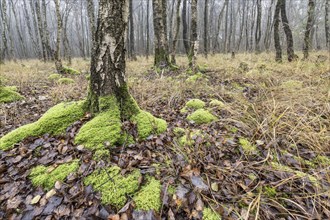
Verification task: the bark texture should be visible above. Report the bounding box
[188,0,198,70]
[88,0,138,118]
[303,0,315,59]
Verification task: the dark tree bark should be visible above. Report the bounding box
[42,0,52,60]
[280,0,295,62]
[0,0,8,63]
[54,0,64,74]
[224,0,229,53]
[264,0,274,52]
[88,0,138,117]
[255,0,262,53]
[87,0,96,44]
[204,0,208,57]
[152,0,169,68]
[303,0,315,59]
[170,0,182,65]
[146,0,150,59]
[274,0,282,62]
[188,0,198,70]
[325,0,329,49]
[35,0,47,62]
[182,0,190,55]
[128,0,137,60]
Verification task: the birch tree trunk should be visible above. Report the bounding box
[255,0,262,53]
[274,0,282,62]
[303,0,315,59]
[324,0,329,50]
[170,0,182,65]
[188,0,198,70]
[54,0,64,74]
[280,0,295,62]
[203,0,208,57]
[182,0,190,55]
[88,0,138,117]
[152,0,169,68]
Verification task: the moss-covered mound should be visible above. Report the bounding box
[131,110,167,139]
[75,97,123,149]
[209,99,225,108]
[84,166,141,208]
[0,86,24,104]
[58,78,75,84]
[187,109,217,125]
[181,99,206,113]
[203,207,221,220]
[63,66,80,75]
[0,101,85,150]
[134,177,161,211]
[29,161,79,190]
[48,73,61,80]
[75,96,167,149]
[239,138,257,154]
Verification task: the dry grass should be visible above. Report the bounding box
[1,52,329,153]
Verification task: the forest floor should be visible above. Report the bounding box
[0,52,329,220]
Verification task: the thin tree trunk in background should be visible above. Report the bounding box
[35,0,46,62]
[146,0,150,59]
[237,0,246,51]
[249,0,256,52]
[204,0,208,57]
[303,0,315,59]
[29,0,42,59]
[274,0,282,62]
[214,0,227,52]
[245,1,250,51]
[227,0,234,53]
[54,0,64,74]
[224,0,229,53]
[10,0,27,58]
[280,0,295,62]
[1,0,9,62]
[87,0,96,45]
[152,0,169,68]
[171,0,182,65]
[182,0,190,55]
[188,0,198,70]
[42,0,52,60]
[264,0,274,52]
[63,11,72,65]
[255,0,262,53]
[168,0,175,50]
[80,1,86,59]
[23,0,40,58]
[325,0,329,49]
[128,0,137,60]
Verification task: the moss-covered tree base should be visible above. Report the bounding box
[0,94,167,152]
[75,96,167,151]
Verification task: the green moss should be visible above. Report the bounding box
[29,161,79,190]
[313,155,330,166]
[209,99,225,108]
[0,86,24,103]
[131,110,167,139]
[134,177,161,211]
[58,78,75,84]
[186,72,204,82]
[264,186,277,198]
[0,101,85,150]
[63,66,80,75]
[167,185,176,195]
[187,109,217,125]
[270,162,319,185]
[48,73,62,80]
[173,127,185,137]
[203,207,221,220]
[239,138,257,154]
[179,129,202,146]
[93,149,110,161]
[75,97,123,149]
[185,99,206,110]
[248,173,257,181]
[84,166,141,208]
